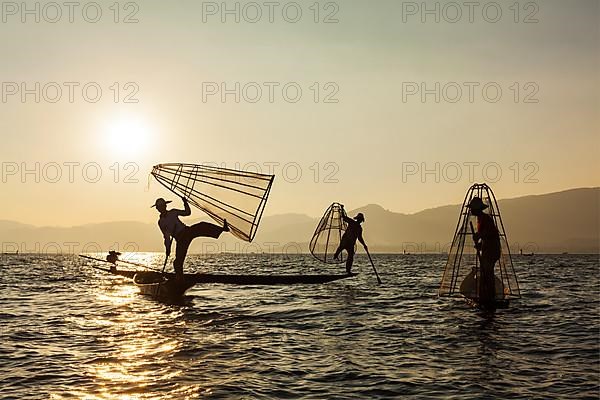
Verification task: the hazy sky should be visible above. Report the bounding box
[0,0,598,227]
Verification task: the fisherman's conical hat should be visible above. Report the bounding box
[151,198,172,208]
[466,197,488,211]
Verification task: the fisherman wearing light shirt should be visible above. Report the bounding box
[152,197,229,280]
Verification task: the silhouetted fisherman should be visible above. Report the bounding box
[467,197,501,308]
[106,251,121,264]
[153,197,229,280]
[334,205,367,274]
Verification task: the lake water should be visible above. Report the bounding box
[1,254,598,399]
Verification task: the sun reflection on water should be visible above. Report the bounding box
[77,308,205,399]
[95,284,138,305]
[65,266,207,399]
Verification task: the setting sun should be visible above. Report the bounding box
[104,114,155,157]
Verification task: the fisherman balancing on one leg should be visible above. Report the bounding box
[152,197,229,280]
[333,205,367,275]
[467,197,501,308]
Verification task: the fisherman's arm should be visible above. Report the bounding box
[474,230,496,252]
[358,232,368,250]
[340,204,353,224]
[342,215,355,224]
[177,197,191,216]
[472,227,482,250]
[164,235,172,257]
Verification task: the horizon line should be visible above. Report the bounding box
[0,185,598,229]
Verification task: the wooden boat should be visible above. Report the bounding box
[459,269,511,310]
[131,270,355,300]
[97,267,355,285]
[464,297,509,311]
[80,255,356,300]
[133,272,196,299]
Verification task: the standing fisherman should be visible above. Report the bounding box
[333,205,367,275]
[467,197,501,308]
[106,251,121,264]
[152,197,229,280]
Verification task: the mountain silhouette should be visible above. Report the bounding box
[0,187,597,254]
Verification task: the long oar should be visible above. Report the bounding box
[116,257,164,273]
[364,246,382,285]
[78,254,163,273]
[161,255,169,274]
[469,221,484,301]
[469,221,483,264]
[79,254,110,264]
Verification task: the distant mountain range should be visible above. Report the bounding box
[0,187,598,254]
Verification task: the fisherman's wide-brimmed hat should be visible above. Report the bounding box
[355,213,365,222]
[466,197,488,211]
[108,250,121,256]
[151,198,172,208]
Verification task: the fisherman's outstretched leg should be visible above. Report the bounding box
[187,221,228,239]
[171,221,229,279]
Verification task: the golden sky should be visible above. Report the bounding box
[0,0,598,226]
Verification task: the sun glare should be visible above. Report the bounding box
[105,114,155,157]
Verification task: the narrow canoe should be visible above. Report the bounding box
[133,272,196,299]
[80,255,356,300]
[123,270,356,285]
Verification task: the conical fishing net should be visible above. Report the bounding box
[151,163,274,242]
[310,203,352,264]
[439,183,520,300]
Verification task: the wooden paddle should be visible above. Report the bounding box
[364,246,382,285]
[469,220,485,301]
[469,221,482,263]
[78,254,163,273]
[161,255,170,274]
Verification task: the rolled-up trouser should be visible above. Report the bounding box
[173,222,224,275]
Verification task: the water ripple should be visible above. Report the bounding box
[0,253,598,399]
